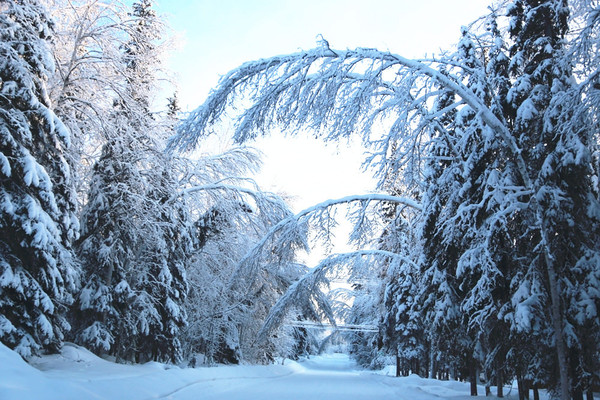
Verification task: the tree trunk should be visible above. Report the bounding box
[586,390,593,400]
[573,386,584,400]
[533,384,540,400]
[482,367,491,396]
[396,353,401,377]
[539,217,570,400]
[429,344,435,379]
[517,376,530,400]
[497,367,504,398]
[470,357,478,396]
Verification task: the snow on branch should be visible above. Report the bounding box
[170,46,533,188]
[175,182,291,228]
[257,249,416,343]
[229,193,421,290]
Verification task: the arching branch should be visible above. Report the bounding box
[229,193,421,288]
[257,248,417,343]
[170,46,532,188]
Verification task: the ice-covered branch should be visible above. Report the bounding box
[257,248,416,342]
[229,193,421,289]
[171,46,533,188]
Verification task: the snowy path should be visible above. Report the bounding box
[1,343,542,399]
[162,354,397,400]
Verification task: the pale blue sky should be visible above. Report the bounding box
[156,0,491,111]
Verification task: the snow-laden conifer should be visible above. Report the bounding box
[72,0,190,363]
[0,0,79,357]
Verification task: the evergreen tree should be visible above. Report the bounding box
[503,1,600,397]
[135,158,191,362]
[375,159,425,376]
[417,77,470,381]
[73,0,190,363]
[73,134,145,359]
[380,212,425,377]
[0,0,79,357]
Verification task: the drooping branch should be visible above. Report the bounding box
[170,46,532,188]
[172,182,292,229]
[229,193,421,289]
[256,248,417,343]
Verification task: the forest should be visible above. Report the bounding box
[1,1,599,400]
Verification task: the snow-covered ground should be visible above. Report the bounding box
[1,342,546,399]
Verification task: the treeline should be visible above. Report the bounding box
[168,1,600,399]
[0,0,311,365]
[345,3,600,400]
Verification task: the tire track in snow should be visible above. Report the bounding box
[150,369,296,399]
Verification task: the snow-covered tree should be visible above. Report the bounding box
[72,0,190,363]
[45,0,134,198]
[346,275,384,369]
[171,1,600,397]
[0,0,80,358]
[73,134,145,358]
[175,146,305,365]
[379,203,425,377]
[501,1,600,398]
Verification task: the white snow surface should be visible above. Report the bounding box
[0,342,546,399]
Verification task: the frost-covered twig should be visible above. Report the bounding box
[257,249,416,343]
[230,193,421,288]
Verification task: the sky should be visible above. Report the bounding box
[156,0,491,112]
[154,0,491,260]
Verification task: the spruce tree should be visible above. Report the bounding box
[0,0,79,357]
[73,134,145,359]
[134,159,191,363]
[73,0,190,363]
[380,214,425,377]
[503,1,600,397]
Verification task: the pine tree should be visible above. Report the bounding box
[0,0,79,357]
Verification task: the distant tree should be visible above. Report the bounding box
[0,0,80,357]
[379,207,425,377]
[347,276,384,369]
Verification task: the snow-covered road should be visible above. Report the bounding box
[1,342,542,399]
[164,354,398,400]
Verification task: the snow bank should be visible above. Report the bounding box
[0,342,90,400]
[0,343,293,400]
